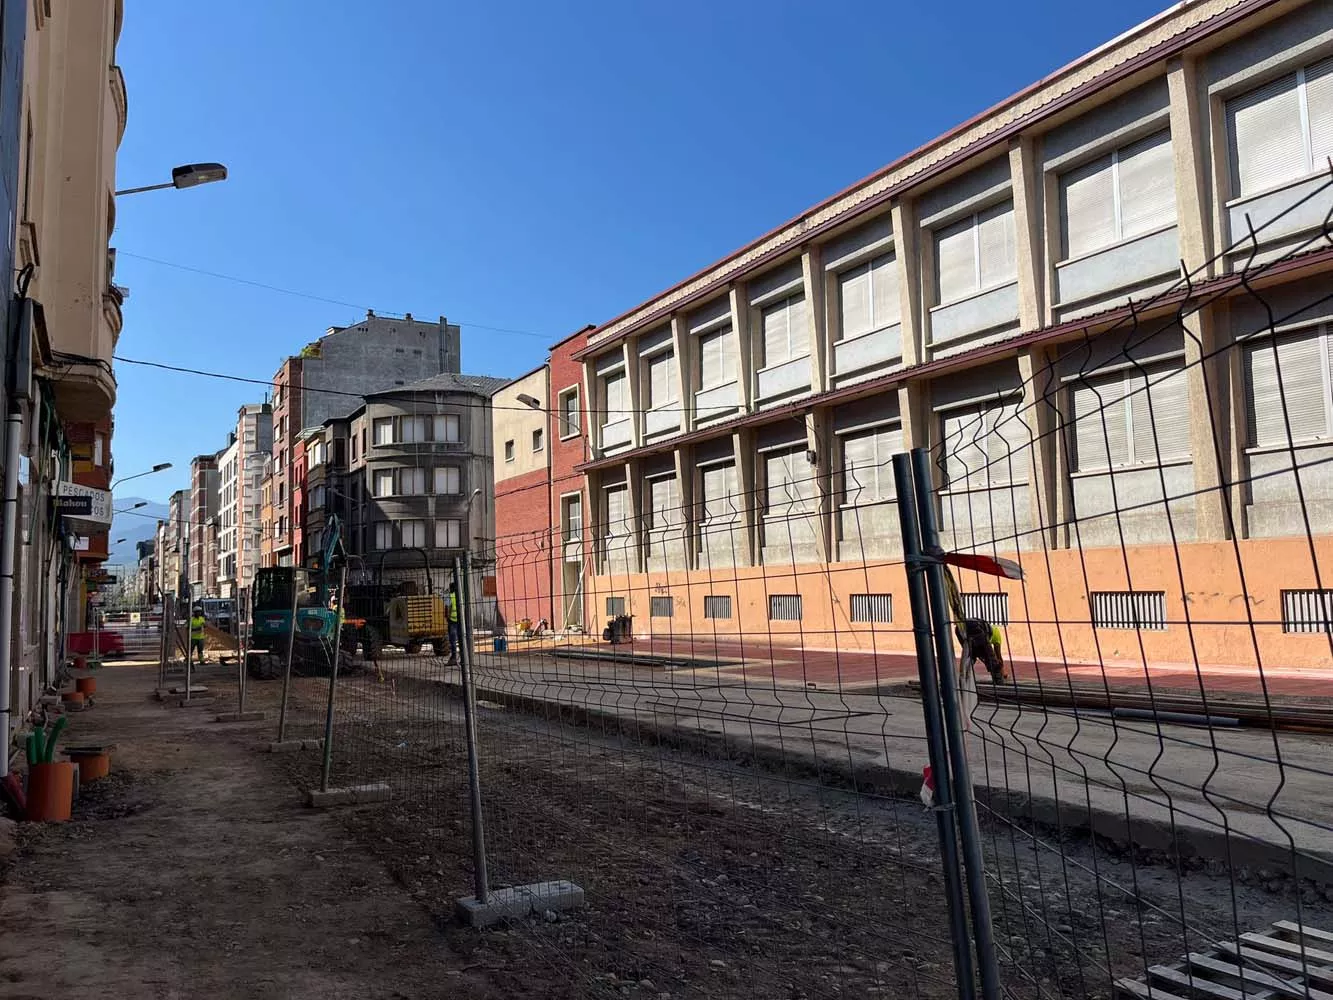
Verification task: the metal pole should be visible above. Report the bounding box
[892,453,977,1000]
[276,572,300,742]
[457,554,489,903]
[157,594,169,690]
[235,590,246,714]
[909,447,1001,1000]
[0,402,22,773]
[183,524,193,703]
[318,564,348,793]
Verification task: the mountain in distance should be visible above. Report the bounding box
[108,497,169,565]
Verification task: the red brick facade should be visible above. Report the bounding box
[547,332,588,632]
[494,467,552,627]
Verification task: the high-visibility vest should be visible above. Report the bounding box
[190,615,205,640]
[448,592,459,623]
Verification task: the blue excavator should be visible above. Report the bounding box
[246,514,361,678]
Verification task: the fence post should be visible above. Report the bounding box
[183,598,192,704]
[276,572,301,743]
[893,452,978,1000]
[456,553,490,904]
[236,589,247,714]
[909,447,1001,1000]
[317,564,348,794]
[157,594,170,691]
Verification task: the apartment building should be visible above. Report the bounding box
[265,312,464,564]
[216,437,239,597]
[188,455,220,598]
[570,0,1333,669]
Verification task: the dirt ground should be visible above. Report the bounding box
[0,661,1325,999]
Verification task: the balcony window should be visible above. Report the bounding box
[1060,130,1176,259]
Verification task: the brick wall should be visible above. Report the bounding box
[548,333,588,630]
[494,467,551,627]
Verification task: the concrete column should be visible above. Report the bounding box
[1018,346,1060,550]
[1009,135,1046,332]
[625,459,645,575]
[670,314,695,433]
[891,198,924,367]
[730,285,754,412]
[732,429,757,568]
[1185,303,1232,541]
[581,359,596,458]
[806,408,833,564]
[623,337,642,450]
[673,444,695,571]
[899,382,931,453]
[1167,55,1214,277]
[802,245,828,394]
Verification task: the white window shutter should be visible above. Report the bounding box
[870,254,900,331]
[878,425,903,499]
[703,464,738,522]
[842,432,874,505]
[935,217,976,304]
[838,264,872,341]
[605,487,627,536]
[762,301,790,366]
[1128,361,1191,463]
[1228,72,1305,197]
[765,451,791,515]
[788,296,809,357]
[648,352,675,408]
[700,331,723,387]
[1072,376,1131,471]
[1306,58,1333,167]
[1062,154,1117,258]
[1246,330,1329,447]
[942,409,989,490]
[604,372,625,414]
[986,401,1027,486]
[977,202,1017,289]
[1117,131,1177,239]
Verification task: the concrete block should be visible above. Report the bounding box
[168,685,208,695]
[215,710,268,723]
[455,880,586,928]
[178,697,216,708]
[305,782,392,808]
[267,739,317,753]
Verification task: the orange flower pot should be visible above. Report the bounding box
[68,752,109,783]
[60,691,85,708]
[26,762,75,822]
[75,676,96,697]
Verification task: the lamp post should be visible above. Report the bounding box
[115,163,228,197]
[111,462,172,491]
[114,501,148,514]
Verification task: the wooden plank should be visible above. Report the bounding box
[1116,977,1191,1000]
[1188,952,1330,1000]
[1272,922,1333,947]
[1216,943,1333,987]
[1148,964,1249,1000]
[1241,933,1333,966]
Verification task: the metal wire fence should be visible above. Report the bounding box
[251,176,1333,999]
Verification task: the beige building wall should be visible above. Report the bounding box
[493,367,550,484]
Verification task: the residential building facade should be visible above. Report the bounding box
[188,455,219,598]
[493,366,551,627]
[561,0,1333,668]
[216,437,239,597]
[235,403,272,590]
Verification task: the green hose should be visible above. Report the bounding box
[42,717,68,763]
[25,733,37,767]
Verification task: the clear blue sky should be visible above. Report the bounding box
[112,0,1168,502]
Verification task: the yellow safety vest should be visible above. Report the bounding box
[190,616,205,640]
[448,593,458,623]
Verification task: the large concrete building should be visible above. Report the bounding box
[188,455,219,599]
[265,312,463,567]
[509,0,1333,672]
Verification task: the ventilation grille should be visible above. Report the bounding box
[1282,590,1333,634]
[1091,591,1167,631]
[959,592,1009,626]
[850,594,893,623]
[605,596,626,617]
[650,596,673,618]
[768,594,803,621]
[703,595,732,619]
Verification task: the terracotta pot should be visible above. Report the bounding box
[60,691,85,707]
[72,655,87,670]
[26,762,75,822]
[75,676,96,696]
[69,752,109,783]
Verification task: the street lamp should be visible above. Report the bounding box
[114,501,148,514]
[115,162,228,197]
[111,462,172,490]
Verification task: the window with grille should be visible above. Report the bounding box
[1060,131,1176,260]
[434,467,460,495]
[650,596,673,618]
[768,594,803,621]
[606,596,626,616]
[1281,590,1333,634]
[934,201,1017,305]
[760,294,809,367]
[850,594,893,623]
[959,592,1009,626]
[699,326,737,388]
[1227,57,1333,199]
[841,423,902,505]
[703,595,732,619]
[1091,591,1167,630]
[838,253,900,342]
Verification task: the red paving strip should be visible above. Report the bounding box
[622,635,1328,700]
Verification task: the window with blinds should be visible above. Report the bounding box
[701,463,740,523]
[761,294,809,367]
[647,475,681,531]
[1060,130,1177,259]
[1070,359,1191,472]
[435,519,461,549]
[373,522,393,549]
[1244,326,1333,449]
[699,326,736,388]
[764,449,816,519]
[604,486,629,538]
[372,467,426,497]
[1228,58,1333,199]
[434,466,460,495]
[935,202,1017,305]
[434,414,461,443]
[838,253,900,341]
[602,371,627,419]
[646,350,679,409]
[400,519,427,548]
[841,423,902,505]
[941,398,1027,490]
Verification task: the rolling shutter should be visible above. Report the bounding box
[1228,72,1304,197]
[1245,328,1331,447]
[1062,154,1117,259]
[1117,131,1176,239]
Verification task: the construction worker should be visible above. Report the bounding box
[445,578,461,666]
[190,605,207,665]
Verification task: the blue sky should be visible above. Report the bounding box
[112,0,1168,502]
